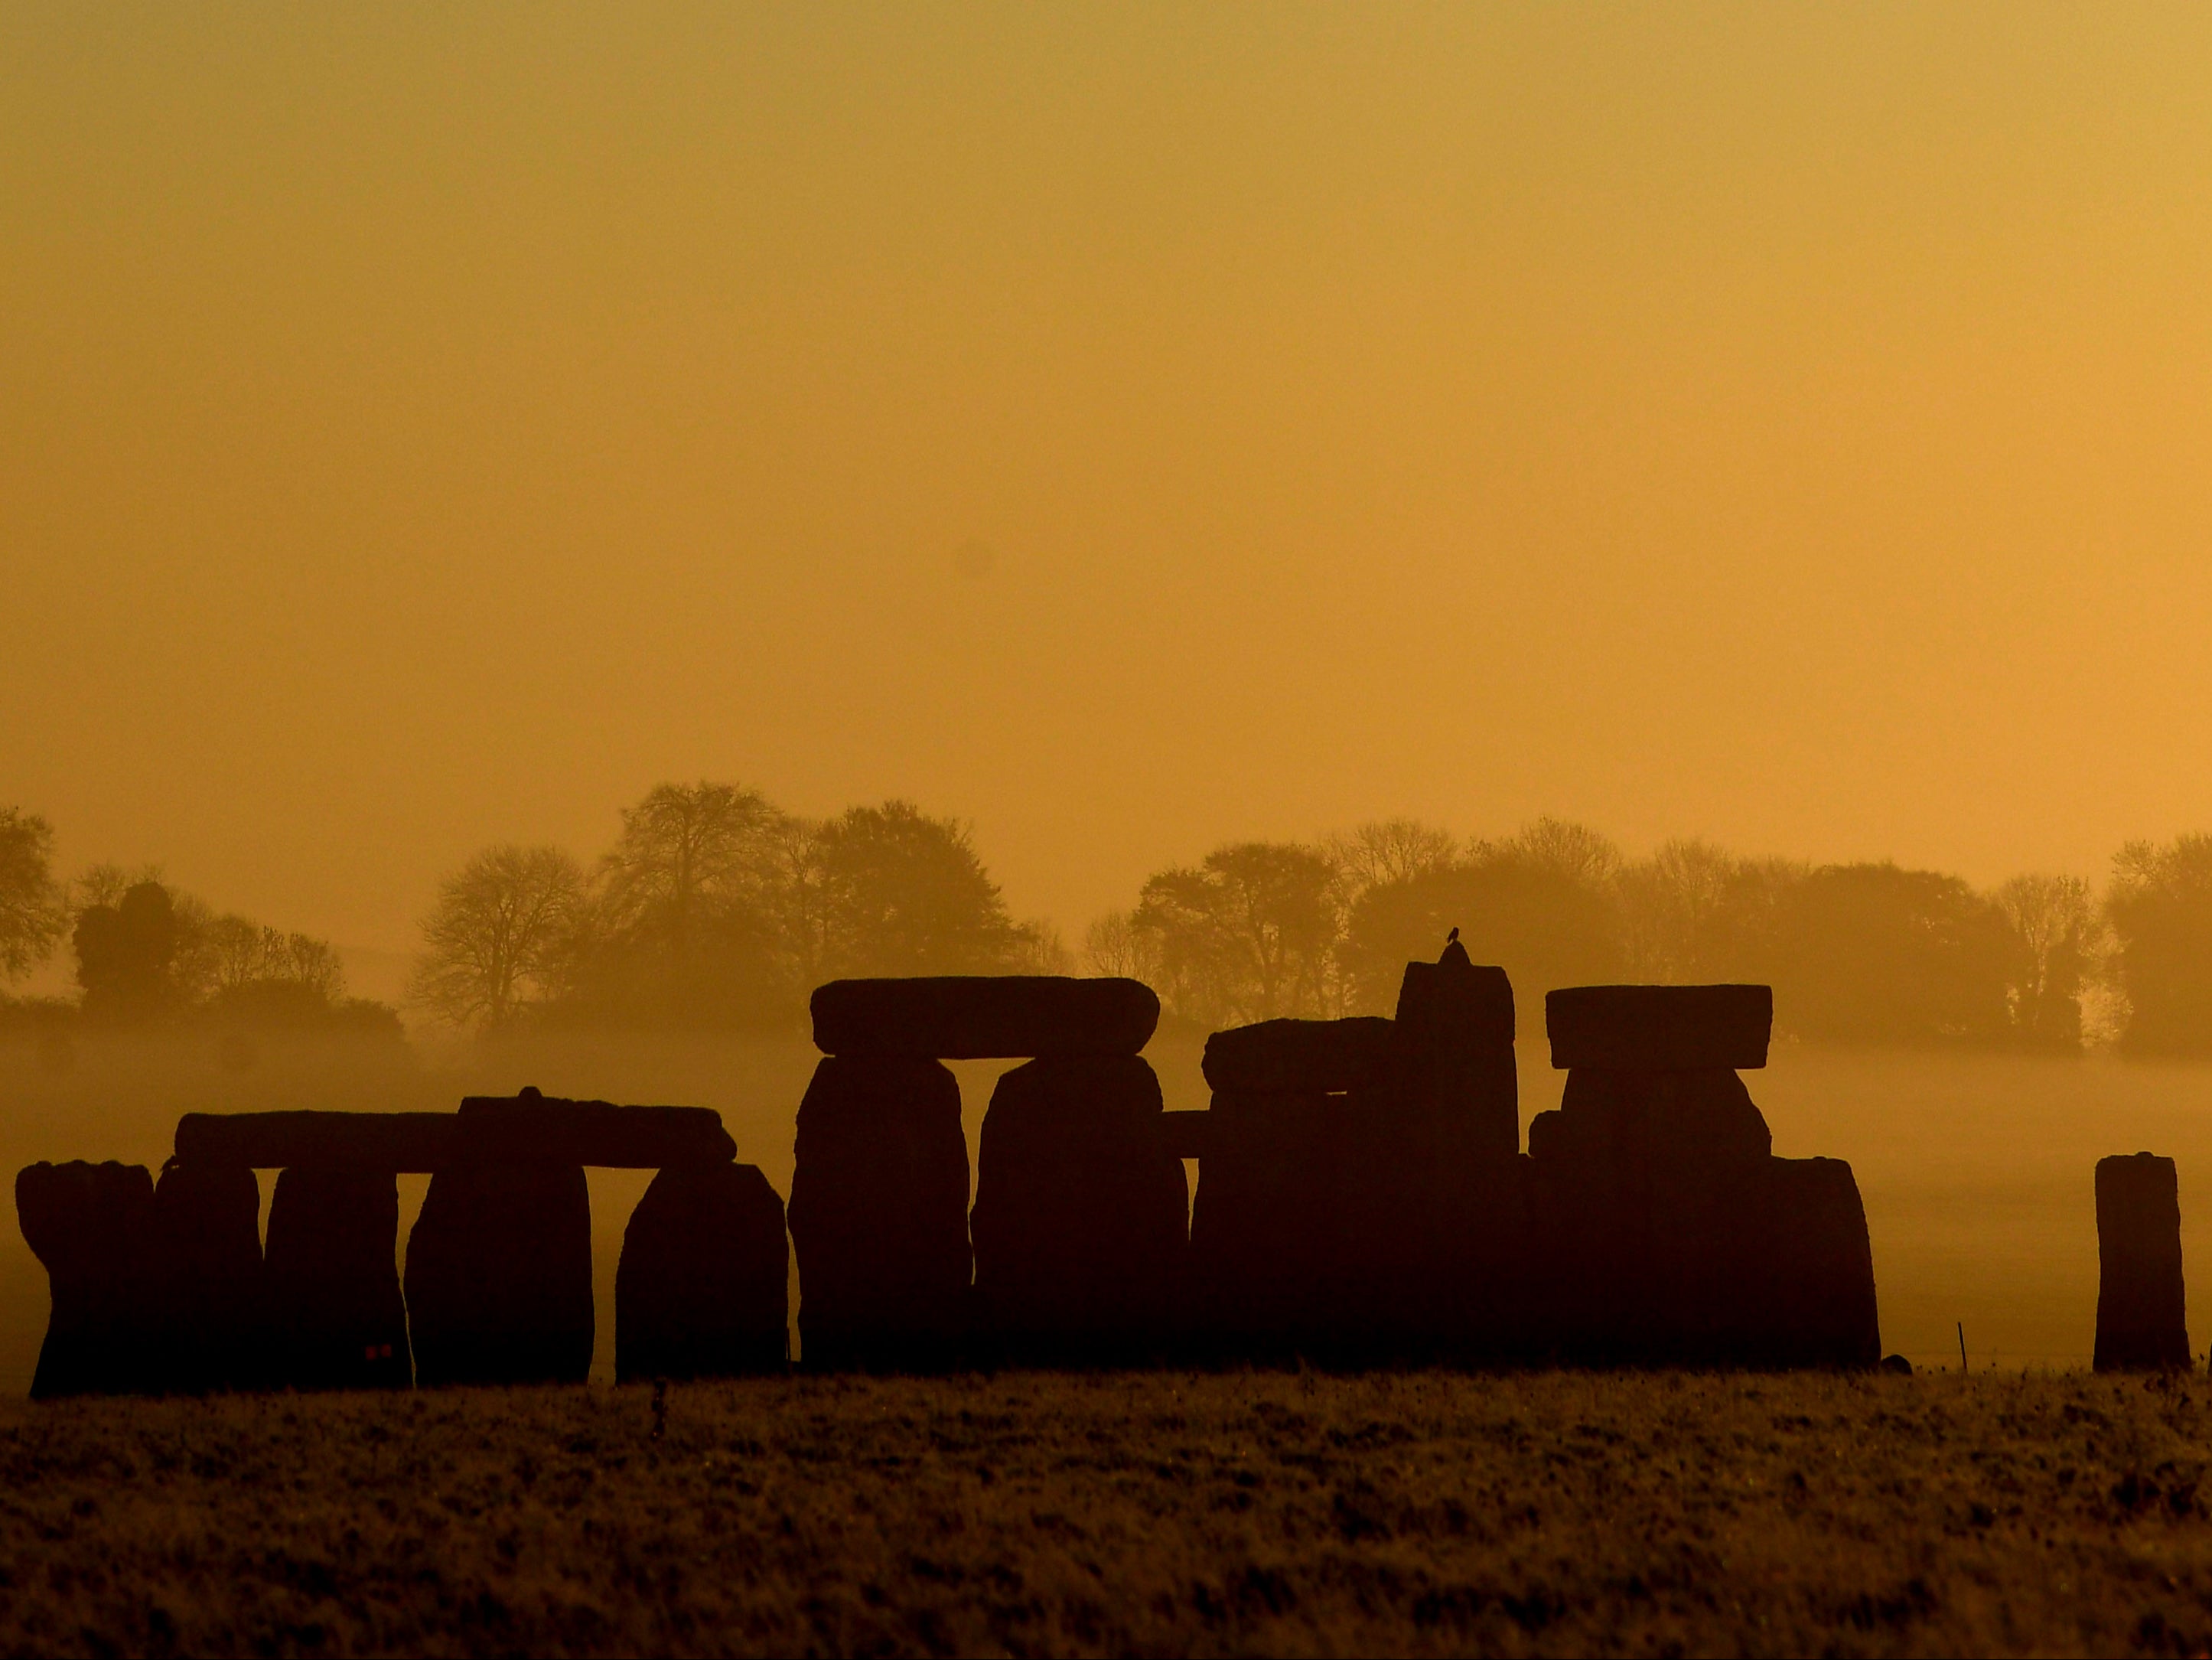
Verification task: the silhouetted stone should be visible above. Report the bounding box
[151,1161,266,1393]
[405,1162,593,1387]
[2095,1152,2191,1371]
[1526,1068,1771,1173]
[1390,942,1519,1163]
[16,1161,158,1399]
[458,1090,736,1166]
[811,976,1158,1058]
[616,1163,789,1381]
[263,1167,410,1391]
[1545,984,1773,1071]
[1187,1090,1347,1354]
[176,1110,458,1172]
[970,1056,1188,1362]
[1158,1110,1212,1159]
[787,1057,971,1368]
[1200,1017,1397,1094]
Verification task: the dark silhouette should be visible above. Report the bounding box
[1200,1016,1397,1094]
[404,1161,593,1387]
[1187,1085,1345,1353]
[1391,939,1517,1161]
[151,1160,266,1393]
[263,1166,411,1390]
[457,1089,738,1165]
[787,1057,971,1369]
[1544,983,1772,1071]
[969,1055,1187,1363]
[73,881,182,1022]
[2093,1153,2191,1371]
[811,975,1158,1058]
[177,1110,461,1171]
[16,1161,158,1398]
[1530,984,1878,1367]
[616,1163,790,1381]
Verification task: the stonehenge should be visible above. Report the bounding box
[2095,1152,2191,1371]
[64,963,2179,1394]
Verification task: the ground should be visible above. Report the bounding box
[1,1368,2210,1656]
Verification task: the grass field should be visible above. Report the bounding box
[2,1367,2211,1657]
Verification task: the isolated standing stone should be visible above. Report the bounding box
[969,1055,1188,1362]
[617,1163,790,1381]
[405,1162,594,1387]
[2095,1152,2191,1371]
[16,1161,159,1399]
[787,1057,972,1368]
[263,1167,411,1391]
[810,976,1159,1058]
[151,1161,267,1392]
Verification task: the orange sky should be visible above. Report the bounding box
[5,4,2211,960]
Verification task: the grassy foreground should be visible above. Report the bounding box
[0,1369,2209,1657]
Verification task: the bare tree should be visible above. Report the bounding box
[1083,909,1162,982]
[0,807,65,983]
[1994,872,2097,1047]
[410,845,585,1032]
[1494,817,1624,888]
[597,781,779,959]
[1327,819,1460,898]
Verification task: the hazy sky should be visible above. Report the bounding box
[6,4,2210,955]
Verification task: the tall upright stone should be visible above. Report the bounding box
[1392,940,1517,1163]
[2095,1152,2191,1371]
[16,1161,159,1399]
[1526,983,1878,1368]
[787,1056,971,1368]
[151,1161,267,1392]
[405,1161,594,1388]
[264,1167,411,1391]
[969,1055,1187,1363]
[617,1162,790,1381]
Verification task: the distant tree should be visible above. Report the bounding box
[1339,823,1625,1015]
[1618,840,1803,983]
[1993,872,2096,1049]
[597,781,780,960]
[1767,863,2015,1044]
[410,845,586,1032]
[815,801,1024,977]
[0,807,65,983]
[2106,835,2212,1055]
[1132,841,1344,1025]
[1084,909,1163,983]
[1326,819,1461,898]
[73,880,184,1022]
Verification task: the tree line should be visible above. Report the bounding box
[0,807,393,1035]
[11,788,2212,1055]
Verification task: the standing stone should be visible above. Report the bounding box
[16,1161,158,1399]
[405,1162,594,1388]
[617,1163,789,1381]
[264,1167,411,1391]
[2095,1152,2191,1371]
[1187,1089,1347,1356]
[787,1057,971,1369]
[969,1056,1188,1363]
[1392,941,1518,1163]
[151,1161,267,1392]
